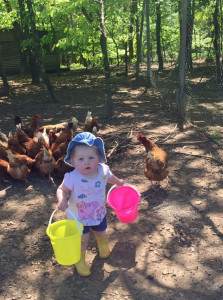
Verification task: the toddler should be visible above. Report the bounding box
[57,132,124,276]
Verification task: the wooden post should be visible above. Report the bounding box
[177,0,189,130]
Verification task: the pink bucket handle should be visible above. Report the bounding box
[107,185,118,199]
[107,183,140,200]
[123,183,141,197]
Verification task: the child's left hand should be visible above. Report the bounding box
[117,179,125,186]
[107,175,125,187]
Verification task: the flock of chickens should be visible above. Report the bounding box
[0,112,99,182]
[0,111,169,187]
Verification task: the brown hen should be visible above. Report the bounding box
[137,133,169,186]
[7,150,35,180]
[0,131,8,146]
[15,114,39,138]
[0,159,9,181]
[34,147,55,178]
[17,128,42,158]
[54,156,74,178]
[38,117,78,134]
[49,130,57,147]
[7,132,26,155]
[0,141,8,160]
[84,111,99,136]
[51,122,74,161]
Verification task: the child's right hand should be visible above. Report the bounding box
[58,199,68,212]
[57,183,70,212]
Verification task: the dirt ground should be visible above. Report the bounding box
[0,64,223,300]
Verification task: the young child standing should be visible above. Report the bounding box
[57,132,124,276]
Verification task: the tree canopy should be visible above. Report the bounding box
[0,0,221,67]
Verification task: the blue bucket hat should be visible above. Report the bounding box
[64,132,107,166]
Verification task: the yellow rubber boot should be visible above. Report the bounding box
[95,235,110,258]
[75,250,91,276]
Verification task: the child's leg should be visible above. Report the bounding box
[92,229,110,258]
[92,229,106,238]
[75,230,91,276]
[81,232,90,250]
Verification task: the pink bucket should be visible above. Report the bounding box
[107,184,141,223]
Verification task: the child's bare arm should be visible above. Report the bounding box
[107,174,125,186]
[57,182,71,212]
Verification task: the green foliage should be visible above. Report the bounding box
[0,0,18,29]
[210,130,221,139]
[0,0,221,68]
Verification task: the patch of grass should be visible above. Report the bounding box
[210,130,221,139]
[70,63,83,69]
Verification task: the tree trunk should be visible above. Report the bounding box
[199,30,201,60]
[129,0,137,61]
[139,1,145,63]
[162,38,166,61]
[26,0,59,101]
[156,0,163,71]
[18,0,40,84]
[145,0,152,88]
[186,0,195,70]
[135,10,140,80]
[39,64,59,101]
[125,41,128,74]
[3,0,12,11]
[194,28,198,60]
[177,0,189,130]
[136,0,145,80]
[0,47,9,96]
[26,0,41,77]
[220,0,223,64]
[99,0,112,118]
[116,47,120,66]
[92,40,95,57]
[108,29,120,66]
[186,0,191,69]
[82,4,112,117]
[29,55,40,84]
[191,0,195,65]
[213,0,222,82]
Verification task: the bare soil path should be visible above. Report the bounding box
[0,67,223,300]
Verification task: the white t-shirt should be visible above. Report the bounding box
[64,163,113,226]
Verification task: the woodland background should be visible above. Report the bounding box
[0,0,223,127]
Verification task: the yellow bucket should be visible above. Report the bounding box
[46,208,83,265]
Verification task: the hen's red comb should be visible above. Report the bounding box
[137,133,143,140]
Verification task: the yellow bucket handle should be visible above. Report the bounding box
[48,208,82,235]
